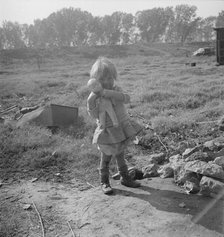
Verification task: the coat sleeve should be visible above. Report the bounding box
[102,86,130,104]
[87,92,99,119]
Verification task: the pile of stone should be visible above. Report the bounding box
[119,137,224,197]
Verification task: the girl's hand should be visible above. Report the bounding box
[95,88,104,97]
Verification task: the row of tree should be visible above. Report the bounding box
[0,4,224,49]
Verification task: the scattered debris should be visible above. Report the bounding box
[55,173,61,177]
[49,195,68,200]
[78,222,91,229]
[37,190,49,193]
[193,47,215,56]
[86,182,95,188]
[0,105,18,115]
[20,105,39,114]
[179,202,186,208]
[52,150,60,157]
[23,204,32,210]
[30,178,38,183]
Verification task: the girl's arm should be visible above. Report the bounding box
[102,86,130,104]
[87,92,99,119]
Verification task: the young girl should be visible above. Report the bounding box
[87,57,143,195]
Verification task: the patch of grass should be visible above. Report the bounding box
[141,91,176,103]
[185,97,205,109]
[77,85,91,101]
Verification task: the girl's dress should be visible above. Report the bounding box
[88,86,143,155]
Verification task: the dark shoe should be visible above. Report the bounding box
[120,178,141,188]
[101,183,113,195]
[119,168,141,188]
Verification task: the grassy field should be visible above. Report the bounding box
[0,42,224,186]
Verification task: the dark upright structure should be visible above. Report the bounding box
[214,28,224,65]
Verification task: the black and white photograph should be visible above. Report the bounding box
[0,0,224,236]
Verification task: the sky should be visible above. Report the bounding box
[0,0,224,25]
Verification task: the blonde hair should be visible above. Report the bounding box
[90,57,117,82]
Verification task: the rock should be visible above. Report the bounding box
[203,140,215,151]
[112,167,143,180]
[203,137,224,152]
[185,160,224,181]
[169,154,182,164]
[142,164,159,178]
[214,137,224,149]
[169,154,186,173]
[182,146,201,159]
[157,163,174,179]
[213,156,224,169]
[184,151,210,162]
[200,176,224,196]
[174,166,201,186]
[134,155,155,169]
[148,153,166,164]
[212,148,224,160]
[183,179,200,194]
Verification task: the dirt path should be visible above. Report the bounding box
[0,178,223,237]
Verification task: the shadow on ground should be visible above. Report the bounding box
[113,185,224,234]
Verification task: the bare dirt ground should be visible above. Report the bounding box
[1,177,223,237]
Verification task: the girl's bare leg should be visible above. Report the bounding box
[99,152,113,194]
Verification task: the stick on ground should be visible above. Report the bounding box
[67,220,76,237]
[32,201,45,237]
